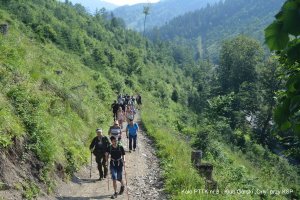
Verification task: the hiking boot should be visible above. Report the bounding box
[133,149,136,151]
[98,177,103,181]
[119,186,125,195]
[111,192,118,199]
[129,150,131,153]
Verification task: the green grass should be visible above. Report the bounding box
[140,94,299,200]
[0,15,116,186]
[0,2,299,200]
[21,180,40,200]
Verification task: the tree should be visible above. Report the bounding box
[253,58,282,146]
[265,0,300,158]
[218,35,263,93]
[143,4,150,36]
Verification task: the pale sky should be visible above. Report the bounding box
[103,0,160,6]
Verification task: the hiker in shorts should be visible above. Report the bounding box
[125,105,135,123]
[89,128,110,180]
[106,136,126,199]
[109,121,122,142]
[117,107,125,129]
[126,119,139,153]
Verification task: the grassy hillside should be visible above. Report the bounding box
[0,0,299,199]
[141,93,300,200]
[0,0,194,198]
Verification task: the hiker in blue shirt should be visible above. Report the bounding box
[126,119,139,153]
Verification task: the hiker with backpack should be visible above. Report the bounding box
[136,94,142,110]
[106,136,126,199]
[127,96,134,107]
[111,100,119,121]
[131,95,136,105]
[117,94,123,104]
[126,119,139,153]
[124,94,130,106]
[109,121,123,142]
[89,128,110,180]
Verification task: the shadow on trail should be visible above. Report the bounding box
[79,178,99,183]
[71,176,98,184]
[57,195,111,200]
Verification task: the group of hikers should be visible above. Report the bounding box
[89,94,142,199]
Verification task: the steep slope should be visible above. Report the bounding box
[113,0,220,31]
[147,0,285,60]
[0,0,299,199]
[0,0,188,198]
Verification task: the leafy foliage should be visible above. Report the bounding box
[147,0,284,61]
[265,0,300,158]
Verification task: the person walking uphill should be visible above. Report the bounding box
[89,128,110,180]
[136,94,142,110]
[106,136,126,199]
[109,121,122,142]
[111,100,119,121]
[126,119,139,153]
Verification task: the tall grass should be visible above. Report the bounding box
[141,95,299,200]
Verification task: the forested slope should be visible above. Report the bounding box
[147,0,285,60]
[113,0,220,31]
[0,0,299,199]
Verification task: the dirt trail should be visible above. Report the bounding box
[42,111,165,200]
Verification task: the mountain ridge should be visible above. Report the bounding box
[113,0,221,31]
[146,0,285,60]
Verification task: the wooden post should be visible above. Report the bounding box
[197,163,213,181]
[205,179,218,190]
[191,150,202,166]
[0,24,8,35]
[191,149,217,190]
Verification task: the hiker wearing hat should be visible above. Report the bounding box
[89,128,110,180]
[126,119,139,152]
[106,136,126,199]
[109,121,122,142]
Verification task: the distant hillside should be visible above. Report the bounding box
[147,0,285,61]
[113,0,220,31]
[64,0,118,12]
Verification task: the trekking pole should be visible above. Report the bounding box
[137,136,140,154]
[128,135,130,152]
[107,172,110,191]
[90,152,92,179]
[107,159,110,191]
[123,161,130,200]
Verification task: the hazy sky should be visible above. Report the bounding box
[103,0,160,6]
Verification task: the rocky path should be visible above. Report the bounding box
[44,112,166,200]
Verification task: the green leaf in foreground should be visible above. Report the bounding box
[265,21,289,51]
